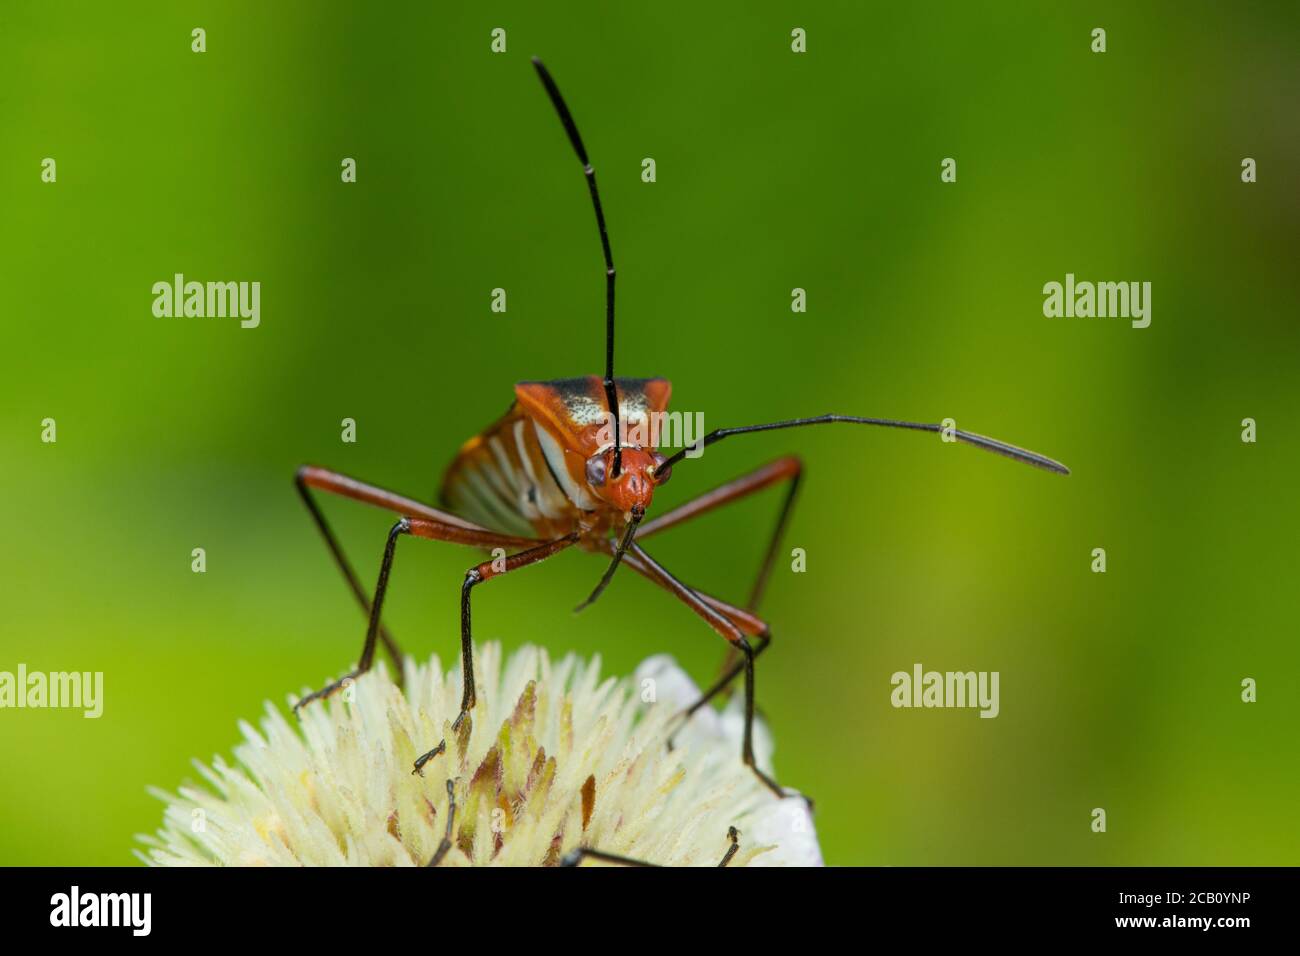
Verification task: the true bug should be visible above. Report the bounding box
[292,58,1068,804]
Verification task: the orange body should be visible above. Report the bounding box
[440,376,673,548]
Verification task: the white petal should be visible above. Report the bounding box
[144,643,824,867]
[741,796,824,867]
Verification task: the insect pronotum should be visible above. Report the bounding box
[292,58,1068,860]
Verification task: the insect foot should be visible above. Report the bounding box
[292,669,361,715]
[412,706,474,775]
[411,739,446,776]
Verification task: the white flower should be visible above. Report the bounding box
[138,643,822,867]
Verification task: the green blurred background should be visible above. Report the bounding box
[2,1,1297,866]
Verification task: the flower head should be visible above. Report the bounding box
[139,643,821,866]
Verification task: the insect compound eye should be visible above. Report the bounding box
[650,452,672,485]
[585,455,608,486]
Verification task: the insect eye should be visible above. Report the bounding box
[585,455,608,486]
[650,453,671,484]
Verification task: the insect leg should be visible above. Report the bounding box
[294,515,449,711]
[425,778,458,867]
[293,517,409,711]
[633,457,803,719]
[292,466,539,709]
[560,847,658,867]
[296,465,537,547]
[625,542,795,801]
[619,550,774,749]
[295,467,405,671]
[718,826,741,866]
[637,455,802,611]
[411,533,581,775]
[561,827,741,867]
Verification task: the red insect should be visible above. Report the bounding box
[293,59,1068,809]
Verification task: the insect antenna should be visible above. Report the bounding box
[574,506,644,612]
[531,56,624,476]
[655,415,1070,476]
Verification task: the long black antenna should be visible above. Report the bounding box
[655,415,1070,475]
[531,57,623,476]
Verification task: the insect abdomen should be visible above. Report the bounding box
[440,408,579,540]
